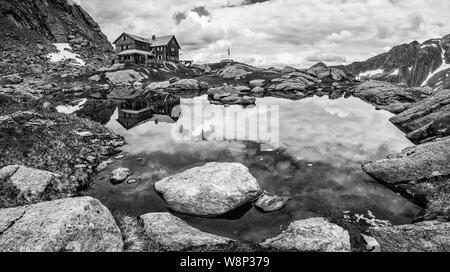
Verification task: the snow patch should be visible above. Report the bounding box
[67,0,81,6]
[47,43,85,66]
[356,69,384,80]
[422,45,450,86]
[56,98,87,114]
[390,68,399,76]
[422,43,438,49]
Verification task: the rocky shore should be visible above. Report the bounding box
[1,57,449,252]
[0,0,449,253]
[2,52,449,252]
[354,81,449,251]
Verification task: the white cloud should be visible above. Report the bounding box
[326,31,354,42]
[80,0,450,67]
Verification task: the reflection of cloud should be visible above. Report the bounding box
[246,146,420,224]
[275,96,411,166]
[107,95,412,170]
[103,96,420,226]
[174,97,279,146]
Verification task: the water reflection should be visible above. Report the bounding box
[89,95,421,243]
[116,91,181,130]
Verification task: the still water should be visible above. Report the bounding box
[89,95,421,243]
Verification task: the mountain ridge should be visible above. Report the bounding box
[337,34,450,90]
[0,0,114,68]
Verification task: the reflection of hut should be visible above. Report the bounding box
[116,91,181,130]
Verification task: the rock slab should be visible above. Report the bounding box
[140,212,235,251]
[351,80,432,107]
[0,165,63,201]
[390,89,450,144]
[0,197,123,252]
[362,137,450,185]
[260,217,351,252]
[362,137,450,215]
[369,221,450,252]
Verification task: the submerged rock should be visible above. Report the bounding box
[0,197,123,252]
[260,217,351,252]
[254,194,290,213]
[139,212,235,251]
[368,221,450,252]
[154,162,262,217]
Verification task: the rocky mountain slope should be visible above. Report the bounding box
[338,34,450,90]
[0,0,114,71]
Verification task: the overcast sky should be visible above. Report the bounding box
[78,0,450,68]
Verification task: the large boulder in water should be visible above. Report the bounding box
[154,162,262,217]
[0,197,123,252]
[368,221,450,252]
[139,212,235,251]
[260,217,351,252]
